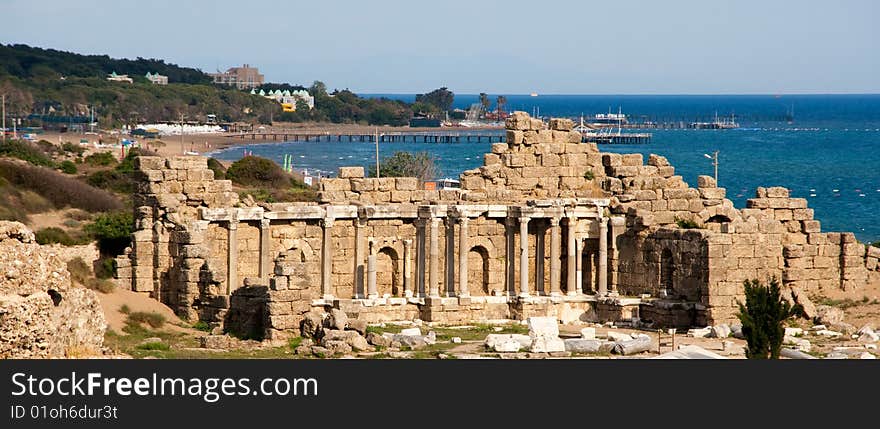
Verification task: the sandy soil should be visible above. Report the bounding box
[95,287,196,335]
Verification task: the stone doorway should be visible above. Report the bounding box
[468,245,490,296]
[376,247,401,297]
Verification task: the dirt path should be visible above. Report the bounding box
[95,287,198,335]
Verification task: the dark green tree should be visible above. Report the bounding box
[479,92,490,112]
[736,277,803,359]
[415,87,454,112]
[367,151,439,182]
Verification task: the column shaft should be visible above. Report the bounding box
[598,218,609,296]
[458,217,470,297]
[321,219,334,299]
[226,220,238,295]
[367,241,378,298]
[549,217,561,295]
[566,217,577,295]
[353,218,366,298]
[428,218,440,297]
[403,239,413,297]
[258,219,271,279]
[519,216,530,297]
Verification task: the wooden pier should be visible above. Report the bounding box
[582,132,653,144]
[228,132,505,144]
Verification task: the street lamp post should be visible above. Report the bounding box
[703,150,719,184]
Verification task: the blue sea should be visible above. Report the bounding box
[210,95,880,243]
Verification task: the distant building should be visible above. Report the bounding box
[210,64,264,90]
[145,72,168,85]
[253,88,315,112]
[107,71,133,83]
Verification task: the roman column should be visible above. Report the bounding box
[519,216,530,297]
[549,216,561,296]
[598,217,609,296]
[258,218,271,280]
[226,219,238,295]
[566,216,578,296]
[367,240,378,299]
[458,216,470,297]
[403,239,413,297]
[353,218,366,298]
[321,217,334,299]
[428,217,441,297]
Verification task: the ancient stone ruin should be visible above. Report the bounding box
[0,221,106,358]
[116,112,880,341]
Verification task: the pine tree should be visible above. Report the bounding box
[736,277,803,359]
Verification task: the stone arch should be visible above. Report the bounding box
[468,237,501,295]
[376,246,402,297]
[468,245,491,296]
[281,238,315,263]
[661,248,675,295]
[706,214,732,224]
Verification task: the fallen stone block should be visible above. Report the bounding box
[366,332,391,347]
[527,316,560,337]
[815,305,844,325]
[327,308,348,331]
[530,337,566,353]
[687,327,712,338]
[564,339,608,353]
[400,327,422,336]
[781,348,817,359]
[709,324,732,338]
[606,331,633,342]
[346,319,368,335]
[580,327,596,340]
[612,336,653,356]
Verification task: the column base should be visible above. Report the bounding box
[404,290,414,298]
[550,292,563,297]
[518,292,530,298]
[367,294,379,299]
[322,294,335,301]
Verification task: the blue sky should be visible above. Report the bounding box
[1,0,877,94]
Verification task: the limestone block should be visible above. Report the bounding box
[657,166,675,178]
[523,131,540,145]
[374,178,395,191]
[756,187,768,198]
[621,153,643,166]
[538,129,553,143]
[637,165,658,176]
[648,154,670,167]
[504,153,526,168]
[491,142,509,154]
[320,178,351,192]
[697,175,717,188]
[602,153,622,167]
[551,130,569,143]
[664,188,700,199]
[350,178,376,192]
[484,153,501,166]
[549,118,574,131]
[788,198,808,209]
[802,220,821,233]
[608,166,639,177]
[529,118,545,130]
[506,130,524,145]
[393,177,418,191]
[530,337,566,353]
[390,190,412,203]
[766,187,790,198]
[792,208,814,220]
[541,153,561,167]
[567,131,583,143]
[634,190,657,200]
[136,156,165,170]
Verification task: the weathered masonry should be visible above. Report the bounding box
[116,112,880,340]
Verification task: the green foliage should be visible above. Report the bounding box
[119,304,131,315]
[736,278,803,359]
[86,211,134,255]
[675,218,701,229]
[367,151,439,181]
[872,241,880,248]
[61,142,86,156]
[136,341,170,351]
[59,160,77,174]
[128,311,166,329]
[416,87,455,112]
[84,151,117,166]
[0,139,56,167]
[584,169,595,180]
[66,257,92,285]
[288,337,303,349]
[225,156,291,188]
[192,321,212,332]
[35,227,84,245]
[207,157,226,180]
[95,257,116,279]
[1,43,211,84]
[0,159,122,212]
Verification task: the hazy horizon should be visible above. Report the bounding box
[2,0,877,94]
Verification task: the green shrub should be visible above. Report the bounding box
[225,156,292,188]
[192,321,212,332]
[95,257,117,279]
[84,151,117,166]
[86,169,136,194]
[59,160,78,174]
[128,311,166,329]
[35,227,79,245]
[86,278,115,293]
[367,151,439,181]
[67,257,92,284]
[61,142,86,156]
[736,278,803,359]
[119,304,131,314]
[583,170,595,180]
[0,160,122,212]
[86,212,134,255]
[207,157,226,180]
[675,218,700,229]
[0,139,56,167]
[136,341,170,351]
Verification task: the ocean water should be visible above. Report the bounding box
[210,95,880,243]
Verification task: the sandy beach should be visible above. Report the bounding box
[36,121,502,159]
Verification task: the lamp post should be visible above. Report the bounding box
[374,127,380,178]
[704,150,718,184]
